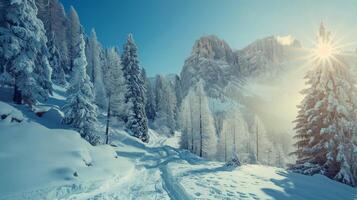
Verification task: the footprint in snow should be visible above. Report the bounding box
[237,192,248,198]
[209,187,222,195]
[226,191,234,196]
[249,193,260,200]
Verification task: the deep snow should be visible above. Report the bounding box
[0,87,356,200]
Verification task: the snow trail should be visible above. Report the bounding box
[114,141,191,200]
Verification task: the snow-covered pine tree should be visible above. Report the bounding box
[291,23,357,186]
[48,31,66,85]
[216,114,228,162]
[141,68,149,115]
[217,107,249,162]
[0,0,52,105]
[196,82,217,158]
[68,6,83,73]
[102,47,126,144]
[173,75,182,128]
[35,0,69,74]
[154,75,176,135]
[181,81,217,158]
[62,34,99,145]
[252,115,273,165]
[143,69,156,122]
[103,47,126,118]
[121,34,149,142]
[85,29,107,108]
[179,88,196,151]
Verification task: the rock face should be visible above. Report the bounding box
[237,36,301,78]
[180,35,238,99]
[191,35,236,64]
[180,35,302,98]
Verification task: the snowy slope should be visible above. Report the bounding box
[0,88,356,199]
[0,102,134,200]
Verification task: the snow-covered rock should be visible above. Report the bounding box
[0,101,23,123]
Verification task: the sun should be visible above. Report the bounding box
[309,23,344,65]
[313,40,334,60]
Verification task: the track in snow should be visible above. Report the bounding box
[115,144,192,200]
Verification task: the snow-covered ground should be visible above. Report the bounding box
[0,87,356,200]
[0,102,134,200]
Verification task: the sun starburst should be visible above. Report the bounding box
[294,22,357,70]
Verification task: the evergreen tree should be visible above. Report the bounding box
[143,69,156,121]
[48,31,66,85]
[195,82,217,158]
[35,0,69,74]
[104,48,126,118]
[291,24,357,186]
[252,115,272,165]
[0,0,52,105]
[68,6,82,73]
[179,88,196,151]
[180,81,217,158]
[217,107,249,163]
[154,75,176,135]
[85,29,107,108]
[173,75,183,128]
[62,34,99,145]
[102,47,126,144]
[121,34,149,142]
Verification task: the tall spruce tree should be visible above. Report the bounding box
[154,75,176,135]
[179,81,217,158]
[102,47,126,144]
[48,31,66,85]
[63,34,99,145]
[0,0,52,105]
[143,69,156,121]
[291,23,357,186]
[173,75,183,128]
[68,6,82,73]
[35,0,69,74]
[121,34,149,142]
[85,29,107,108]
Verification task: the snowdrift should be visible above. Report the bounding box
[0,102,134,199]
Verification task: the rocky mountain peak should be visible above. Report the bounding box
[191,35,235,64]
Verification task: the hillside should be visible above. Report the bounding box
[0,88,356,200]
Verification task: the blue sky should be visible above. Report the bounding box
[61,0,357,76]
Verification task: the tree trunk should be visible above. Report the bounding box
[13,80,22,104]
[256,124,259,162]
[190,104,194,152]
[224,131,227,162]
[233,125,236,159]
[185,118,189,149]
[199,94,203,157]
[105,95,111,144]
